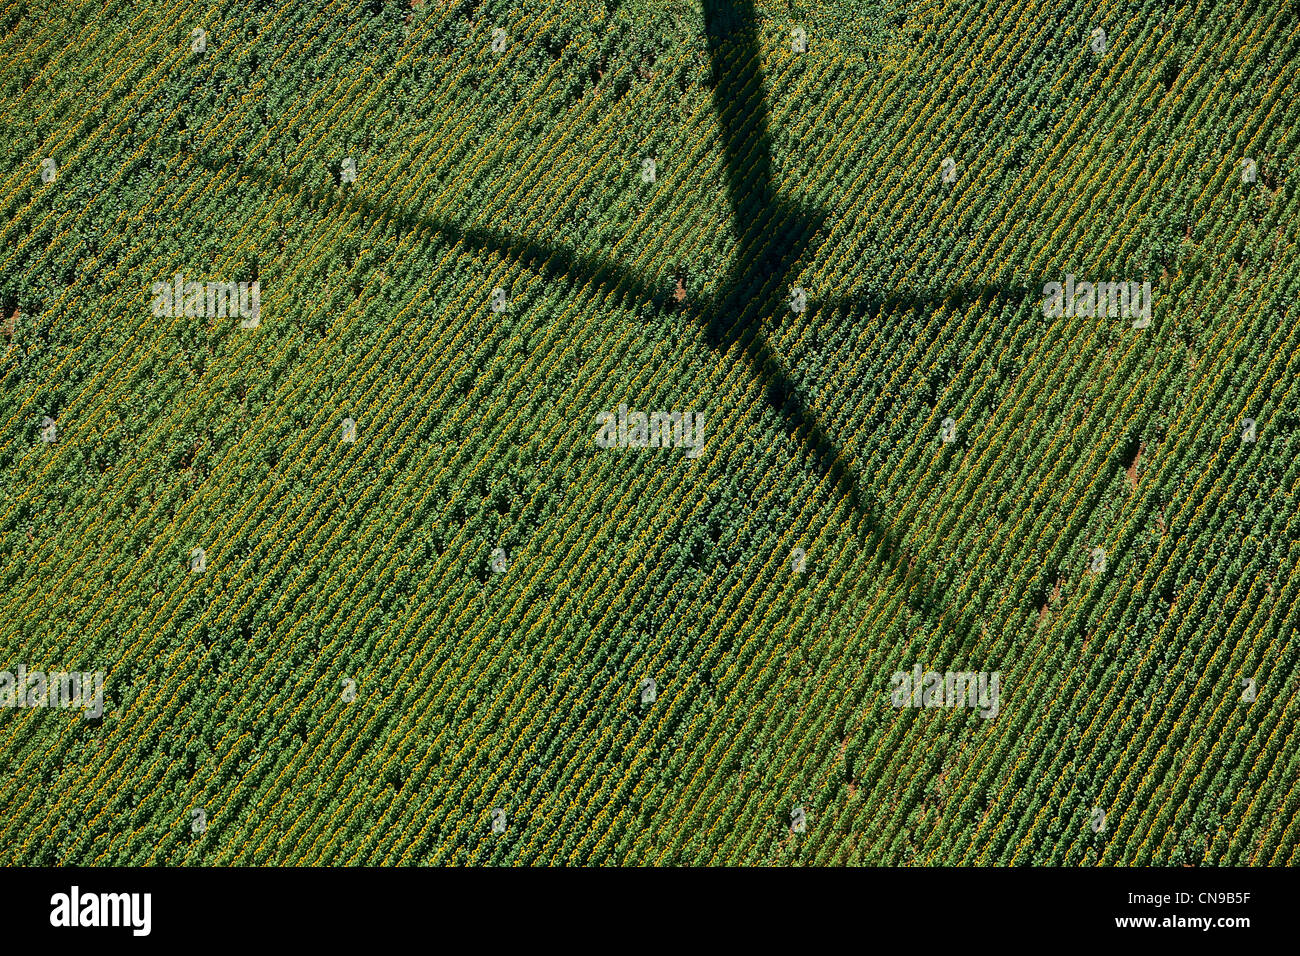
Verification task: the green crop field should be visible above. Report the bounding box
[2,0,1298,866]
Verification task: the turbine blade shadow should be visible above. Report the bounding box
[186,145,673,315]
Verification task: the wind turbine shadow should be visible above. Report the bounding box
[184,0,1052,659]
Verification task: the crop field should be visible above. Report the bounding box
[1,0,1298,866]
